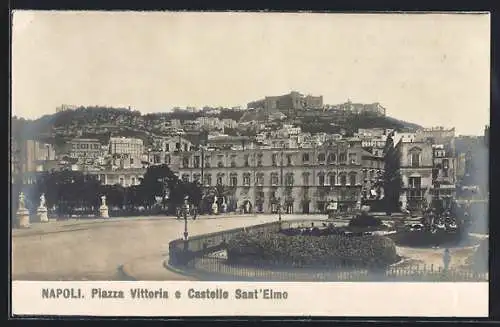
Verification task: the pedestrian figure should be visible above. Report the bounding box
[443,248,451,271]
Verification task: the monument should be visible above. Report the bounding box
[212,196,219,215]
[36,193,49,223]
[16,192,30,228]
[99,195,109,218]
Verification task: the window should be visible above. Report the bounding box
[349,173,357,186]
[340,174,347,186]
[370,170,375,180]
[411,153,420,168]
[130,157,134,165]
[318,153,326,162]
[184,144,188,152]
[256,173,264,186]
[271,173,279,186]
[329,173,336,186]
[230,155,237,167]
[230,173,238,187]
[205,155,211,168]
[302,153,310,163]
[244,154,250,167]
[194,156,200,168]
[193,174,201,182]
[182,156,189,168]
[287,155,292,166]
[318,173,325,186]
[131,177,136,185]
[302,172,310,186]
[217,155,224,168]
[164,155,171,164]
[272,154,278,166]
[363,170,368,180]
[349,153,357,164]
[216,174,224,185]
[257,154,263,167]
[243,173,251,186]
[409,176,421,189]
[165,144,170,152]
[182,174,190,183]
[285,173,294,186]
[339,153,347,163]
[175,142,181,151]
[327,153,336,163]
[204,174,212,186]
[119,177,124,186]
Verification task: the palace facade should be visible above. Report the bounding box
[169,140,384,214]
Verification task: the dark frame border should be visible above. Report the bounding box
[6,1,498,323]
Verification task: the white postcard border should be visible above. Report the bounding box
[12,281,488,317]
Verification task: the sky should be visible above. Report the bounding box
[12,11,490,135]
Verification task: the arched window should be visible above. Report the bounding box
[271,172,279,186]
[340,174,347,186]
[204,173,212,186]
[230,173,238,187]
[285,173,294,186]
[349,172,357,186]
[327,153,336,163]
[216,173,224,185]
[328,173,336,186]
[409,147,422,168]
[318,153,326,162]
[243,173,251,186]
[302,172,310,185]
[318,173,325,186]
[256,173,264,186]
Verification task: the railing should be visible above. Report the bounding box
[168,220,282,266]
[167,219,487,282]
[191,257,488,282]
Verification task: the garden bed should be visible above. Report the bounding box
[226,230,399,269]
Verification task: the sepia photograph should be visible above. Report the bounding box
[10,11,490,317]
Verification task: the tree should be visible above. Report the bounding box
[382,132,402,214]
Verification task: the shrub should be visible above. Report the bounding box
[467,238,488,273]
[389,230,463,247]
[226,231,398,269]
[349,213,383,228]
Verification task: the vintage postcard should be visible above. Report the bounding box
[10,11,490,317]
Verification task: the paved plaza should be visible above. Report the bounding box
[12,214,485,281]
[12,214,323,281]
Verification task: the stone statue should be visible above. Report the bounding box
[100,195,109,218]
[18,192,26,209]
[37,193,49,222]
[212,196,219,215]
[39,193,46,208]
[245,201,250,213]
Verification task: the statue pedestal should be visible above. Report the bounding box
[99,205,109,218]
[16,208,30,228]
[37,206,49,223]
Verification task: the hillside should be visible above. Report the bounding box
[11,106,422,143]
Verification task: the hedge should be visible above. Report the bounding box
[467,238,488,273]
[226,231,398,269]
[389,230,464,247]
[348,214,383,228]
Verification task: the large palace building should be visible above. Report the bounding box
[168,140,384,214]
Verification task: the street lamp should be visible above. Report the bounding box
[182,196,190,242]
[278,197,282,223]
